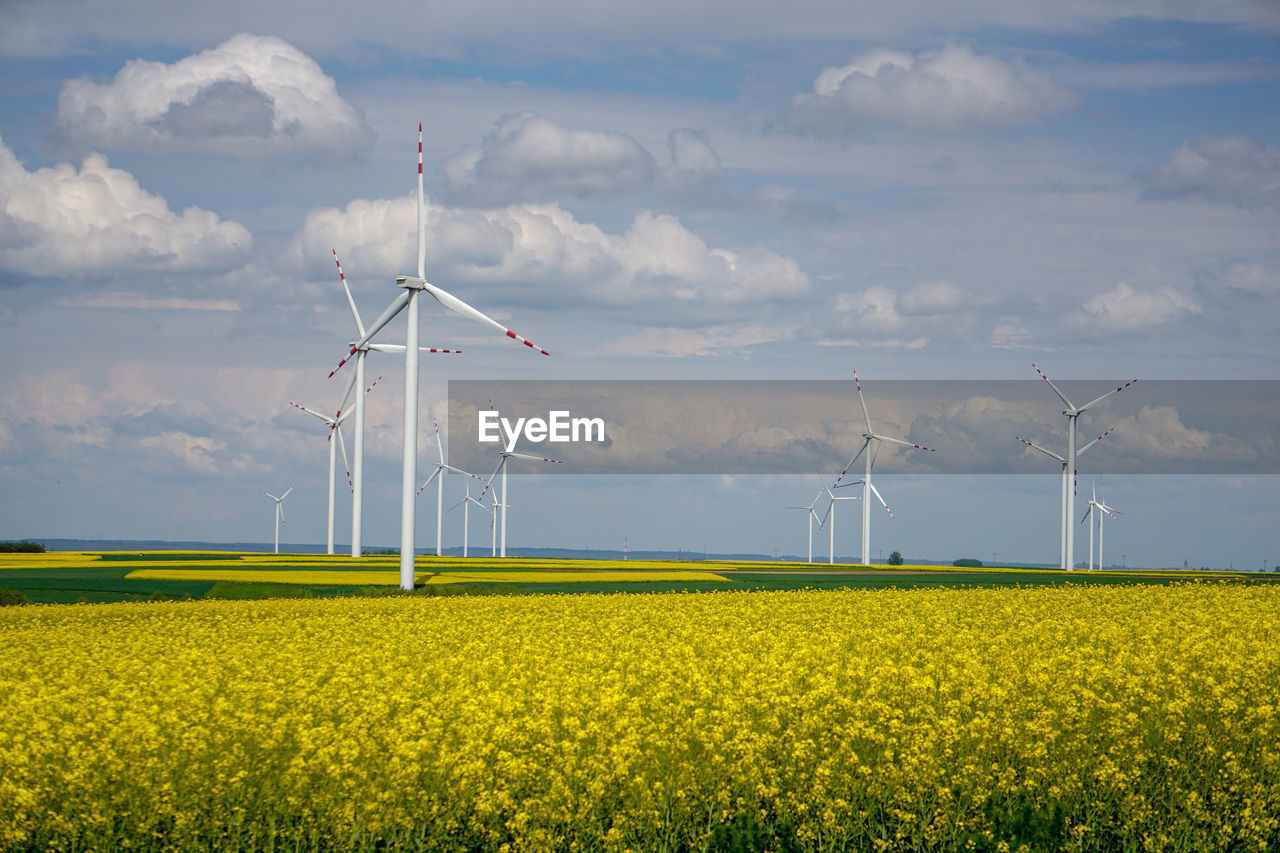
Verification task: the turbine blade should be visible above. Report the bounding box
[1079,379,1138,413]
[868,482,895,518]
[336,366,361,419]
[1077,426,1115,457]
[420,281,550,355]
[853,370,873,433]
[290,402,335,425]
[508,451,562,463]
[433,417,445,464]
[832,438,870,488]
[476,457,506,502]
[335,425,352,490]
[443,465,483,480]
[415,466,442,497]
[280,483,296,500]
[329,290,411,377]
[1016,436,1066,464]
[333,249,365,338]
[873,433,935,452]
[1032,363,1076,410]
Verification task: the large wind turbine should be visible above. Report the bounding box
[785,489,825,563]
[331,250,459,558]
[289,400,355,555]
[260,482,296,554]
[416,417,482,556]
[329,126,549,589]
[1016,427,1113,570]
[832,371,934,565]
[478,447,561,557]
[1080,481,1121,571]
[1031,365,1136,571]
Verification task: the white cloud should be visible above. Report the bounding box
[605,323,796,357]
[827,280,971,345]
[0,137,251,277]
[990,320,1033,349]
[295,192,809,313]
[1142,135,1280,209]
[59,293,241,311]
[788,44,1074,134]
[438,112,654,205]
[52,33,373,158]
[1071,282,1201,333]
[1195,261,1278,298]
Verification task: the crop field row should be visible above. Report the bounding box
[1,583,1277,851]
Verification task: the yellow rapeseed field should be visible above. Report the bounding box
[1,583,1277,851]
[123,568,730,585]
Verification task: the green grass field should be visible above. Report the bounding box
[1,551,1274,604]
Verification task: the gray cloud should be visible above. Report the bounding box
[787,45,1075,134]
[1141,135,1280,209]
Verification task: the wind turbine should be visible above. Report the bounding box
[448,479,490,558]
[832,371,934,565]
[785,489,826,563]
[331,250,459,559]
[1016,427,1113,570]
[288,400,354,555]
[1030,364,1136,571]
[820,487,860,564]
[260,482,296,554]
[328,125,549,589]
[477,447,561,558]
[1080,481,1121,571]
[417,417,483,556]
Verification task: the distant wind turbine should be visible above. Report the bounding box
[1080,481,1121,571]
[417,417,483,556]
[785,489,826,563]
[260,482,297,554]
[832,371,934,565]
[821,487,860,565]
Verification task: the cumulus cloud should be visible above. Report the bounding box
[1195,261,1278,298]
[52,33,373,158]
[437,113,736,207]
[825,281,971,345]
[788,44,1074,134]
[0,136,251,278]
[1142,135,1280,209]
[605,323,796,358]
[438,112,655,205]
[295,192,809,314]
[1070,282,1200,334]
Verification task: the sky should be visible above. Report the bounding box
[0,0,1277,568]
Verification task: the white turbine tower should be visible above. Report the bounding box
[329,125,549,590]
[288,400,355,555]
[260,483,296,554]
[785,489,826,563]
[331,251,459,558]
[832,371,934,565]
[478,447,561,558]
[1030,364,1136,571]
[1080,481,1121,571]
[820,487,860,565]
[416,418,483,556]
[1016,428,1113,570]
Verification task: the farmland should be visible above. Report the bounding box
[1,582,1277,851]
[2,550,1271,604]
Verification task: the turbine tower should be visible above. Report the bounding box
[1031,364,1136,571]
[329,126,549,589]
[288,400,356,555]
[820,487,859,564]
[832,371,934,565]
